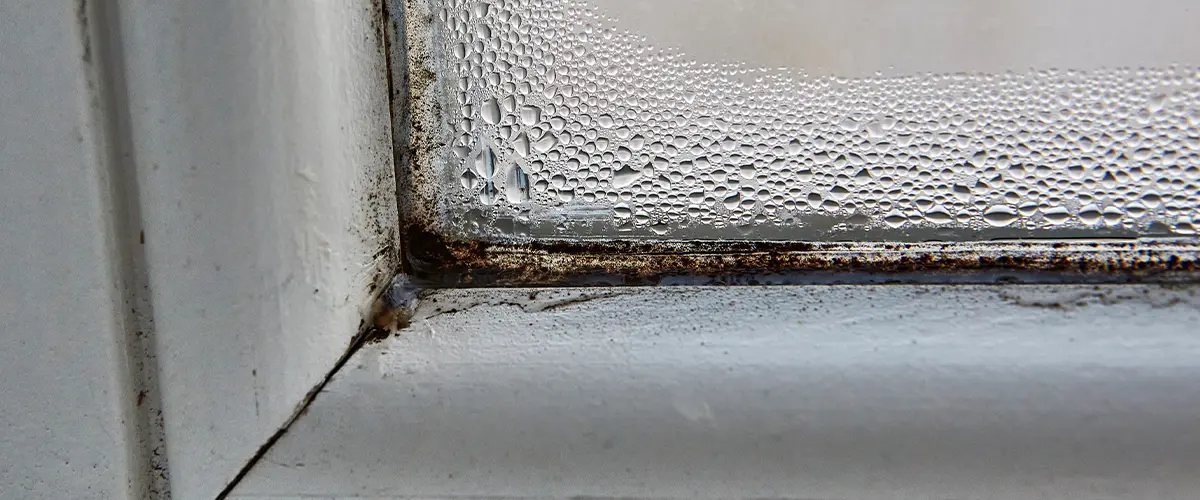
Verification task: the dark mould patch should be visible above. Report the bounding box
[524,291,625,312]
[399,220,1200,287]
[361,324,395,345]
[364,226,400,297]
[76,0,91,64]
[365,298,412,344]
[394,0,453,279]
[330,0,405,314]
[364,274,420,343]
[413,289,627,322]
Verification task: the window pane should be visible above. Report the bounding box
[409,0,1200,242]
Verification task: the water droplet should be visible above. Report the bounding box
[500,95,517,113]
[479,183,498,205]
[512,132,531,157]
[883,211,908,228]
[505,164,530,204]
[473,146,495,180]
[925,206,953,224]
[983,205,1019,227]
[1042,206,1071,225]
[532,133,558,154]
[470,1,490,17]
[1078,205,1103,225]
[1102,206,1125,225]
[519,105,542,126]
[612,165,642,188]
[481,98,501,125]
[866,120,888,139]
[460,169,480,190]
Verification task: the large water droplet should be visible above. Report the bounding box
[883,211,908,228]
[460,169,480,190]
[500,95,517,113]
[473,146,495,180]
[925,206,953,224]
[519,105,542,126]
[983,205,1019,227]
[481,98,501,125]
[612,165,642,188]
[1078,205,1103,225]
[512,132,531,157]
[1042,206,1071,225]
[505,164,530,204]
[532,132,558,154]
[470,1,490,17]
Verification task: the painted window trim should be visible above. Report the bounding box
[56,0,1200,498]
[228,285,1200,500]
[84,1,400,498]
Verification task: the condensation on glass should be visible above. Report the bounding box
[411,0,1200,243]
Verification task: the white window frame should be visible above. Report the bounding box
[5,1,401,499]
[7,1,1198,499]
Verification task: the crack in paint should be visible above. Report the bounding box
[411,290,630,323]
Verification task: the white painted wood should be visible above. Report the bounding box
[233,285,1200,500]
[0,1,143,498]
[3,0,395,497]
[109,0,397,497]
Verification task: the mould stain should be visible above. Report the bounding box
[400,221,1200,287]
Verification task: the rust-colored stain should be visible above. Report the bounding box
[390,1,1200,289]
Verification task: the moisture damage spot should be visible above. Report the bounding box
[365,275,422,343]
[400,221,1200,287]
[360,283,629,345]
[411,288,628,323]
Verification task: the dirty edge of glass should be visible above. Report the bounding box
[390,0,1200,286]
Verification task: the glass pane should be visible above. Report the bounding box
[408,0,1200,242]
